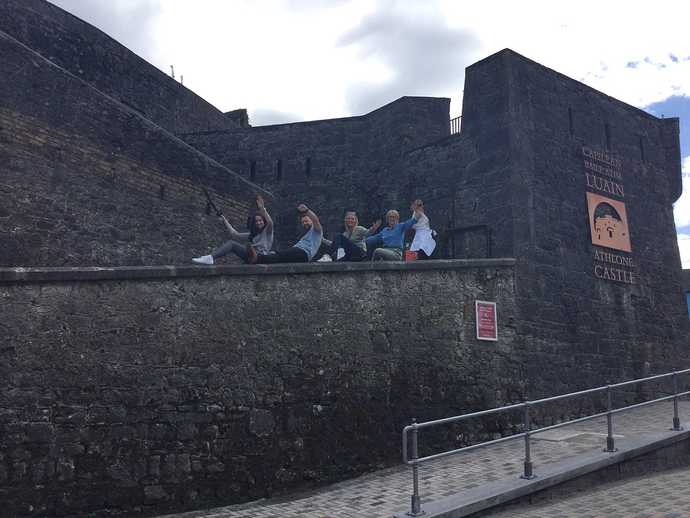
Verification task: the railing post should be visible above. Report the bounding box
[408,419,424,516]
[521,402,535,479]
[605,383,617,452]
[672,370,683,431]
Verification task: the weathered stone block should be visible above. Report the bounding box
[249,409,276,437]
[143,484,169,503]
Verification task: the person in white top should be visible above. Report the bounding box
[192,195,274,265]
[409,200,436,259]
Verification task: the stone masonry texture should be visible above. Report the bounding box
[180,96,452,250]
[0,262,516,516]
[1,1,689,516]
[181,47,690,392]
[0,0,237,135]
[0,29,272,267]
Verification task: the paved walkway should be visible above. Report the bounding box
[490,465,690,517]
[160,400,690,518]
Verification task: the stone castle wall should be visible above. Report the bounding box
[1,1,688,515]
[181,97,451,245]
[0,29,270,267]
[484,51,687,384]
[0,261,516,516]
[377,50,690,391]
[0,0,236,135]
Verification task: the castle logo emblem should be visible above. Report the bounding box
[586,192,631,252]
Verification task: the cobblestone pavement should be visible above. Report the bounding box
[489,465,690,517]
[160,400,690,518]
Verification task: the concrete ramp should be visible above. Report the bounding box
[158,400,690,517]
[403,424,690,517]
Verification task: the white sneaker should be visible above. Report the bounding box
[192,255,214,265]
[336,248,345,260]
[317,254,333,262]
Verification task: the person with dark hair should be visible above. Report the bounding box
[321,211,381,261]
[247,203,322,264]
[366,200,424,261]
[192,195,273,264]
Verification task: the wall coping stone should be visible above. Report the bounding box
[470,48,669,124]
[0,28,273,199]
[0,258,516,284]
[177,96,451,136]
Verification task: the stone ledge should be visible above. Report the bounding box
[0,258,516,284]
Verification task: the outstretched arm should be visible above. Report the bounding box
[297,203,322,232]
[400,200,424,231]
[256,194,273,230]
[411,199,424,220]
[366,219,382,236]
[220,215,244,239]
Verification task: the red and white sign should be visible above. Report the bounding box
[476,301,498,341]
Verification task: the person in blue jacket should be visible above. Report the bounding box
[366,200,424,261]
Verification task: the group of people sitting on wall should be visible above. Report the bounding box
[192,195,436,266]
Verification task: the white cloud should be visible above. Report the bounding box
[336,2,478,115]
[32,1,690,271]
[49,0,162,64]
[440,0,690,110]
[678,234,690,269]
[673,156,690,226]
[675,157,690,268]
[48,0,690,124]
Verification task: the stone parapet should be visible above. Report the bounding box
[0,260,516,516]
[0,258,517,284]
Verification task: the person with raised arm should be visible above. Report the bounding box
[321,210,381,262]
[192,194,273,265]
[409,199,436,259]
[247,203,322,264]
[365,200,424,261]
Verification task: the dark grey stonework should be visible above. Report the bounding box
[181,96,451,247]
[0,1,688,516]
[0,0,237,135]
[0,261,516,516]
[370,51,690,395]
[0,29,272,267]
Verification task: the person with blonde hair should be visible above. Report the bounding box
[365,200,424,261]
[321,210,381,261]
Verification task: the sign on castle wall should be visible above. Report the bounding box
[476,301,498,341]
[582,146,635,284]
[586,193,631,252]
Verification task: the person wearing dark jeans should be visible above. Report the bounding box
[255,246,309,263]
[248,204,322,264]
[322,211,381,261]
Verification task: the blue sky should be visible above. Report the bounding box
[49,0,690,265]
[645,95,690,245]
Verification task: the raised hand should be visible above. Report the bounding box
[256,194,265,210]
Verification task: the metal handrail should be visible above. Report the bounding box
[401,368,690,516]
